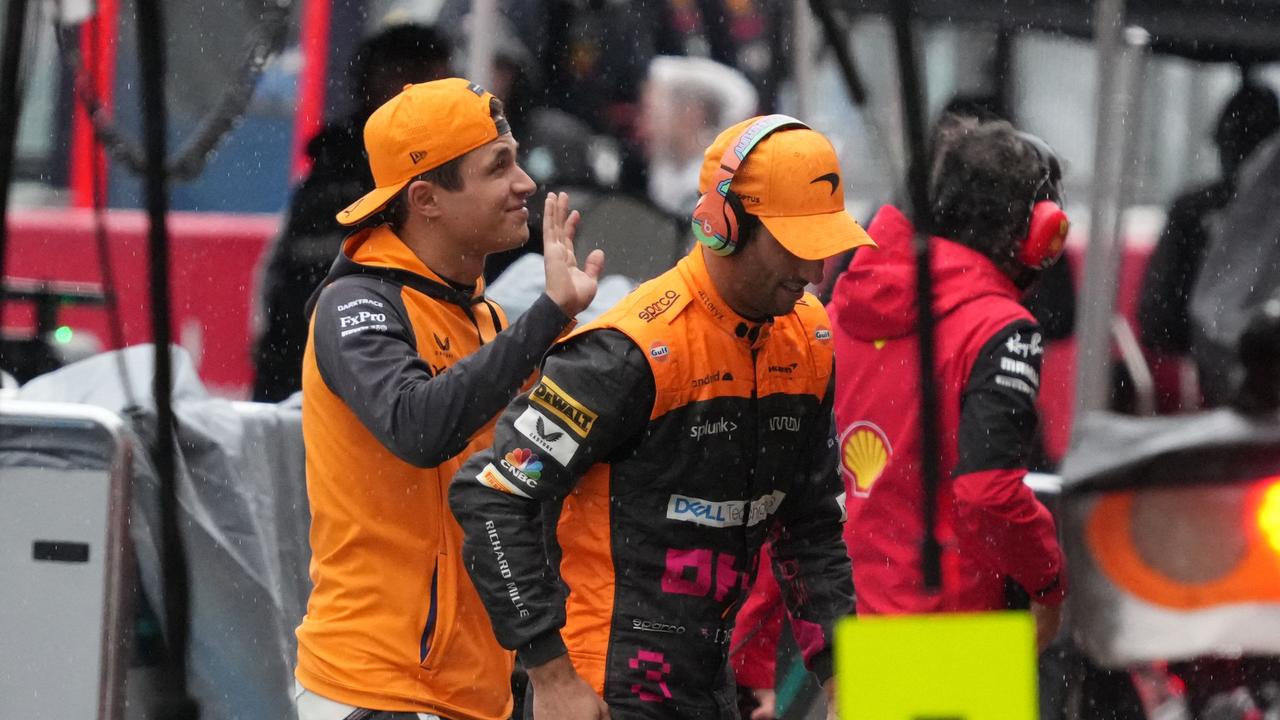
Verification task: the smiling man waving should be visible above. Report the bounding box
[294,78,603,720]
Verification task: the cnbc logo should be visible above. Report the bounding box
[501,448,543,489]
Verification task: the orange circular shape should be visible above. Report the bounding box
[1085,481,1280,610]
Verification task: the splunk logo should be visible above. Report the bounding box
[665,491,786,528]
[689,417,737,440]
[500,448,542,490]
[638,290,680,322]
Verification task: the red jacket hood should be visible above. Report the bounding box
[829,205,1022,341]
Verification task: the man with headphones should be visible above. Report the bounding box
[830,114,1068,638]
[449,115,871,719]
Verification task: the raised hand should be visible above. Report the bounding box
[543,191,605,317]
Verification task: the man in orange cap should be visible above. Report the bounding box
[293,78,604,720]
[450,115,870,719]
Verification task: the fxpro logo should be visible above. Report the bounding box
[689,417,737,440]
[665,491,786,528]
[638,290,680,322]
[338,310,386,328]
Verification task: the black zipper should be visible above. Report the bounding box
[418,565,439,662]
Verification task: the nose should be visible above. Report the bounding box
[513,163,536,198]
[798,258,825,287]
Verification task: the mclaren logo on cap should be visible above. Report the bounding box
[810,172,840,195]
[410,150,428,164]
[466,82,486,96]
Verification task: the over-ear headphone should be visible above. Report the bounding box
[691,114,810,256]
[1016,132,1070,270]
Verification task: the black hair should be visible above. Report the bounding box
[352,24,453,118]
[926,115,1058,267]
[1215,83,1280,180]
[383,96,507,231]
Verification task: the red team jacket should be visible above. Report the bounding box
[733,205,1065,687]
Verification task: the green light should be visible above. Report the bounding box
[54,326,74,344]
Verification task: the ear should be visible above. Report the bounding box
[407,180,443,220]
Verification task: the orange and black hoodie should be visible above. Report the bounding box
[295,225,571,718]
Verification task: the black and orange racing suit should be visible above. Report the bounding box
[450,246,854,719]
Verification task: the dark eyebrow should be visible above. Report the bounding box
[490,144,516,168]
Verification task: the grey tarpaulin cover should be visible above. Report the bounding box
[1059,408,1280,667]
[18,345,310,719]
[1190,135,1280,404]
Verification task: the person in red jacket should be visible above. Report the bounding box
[733,115,1069,710]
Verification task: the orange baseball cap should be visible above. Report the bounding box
[698,116,875,260]
[336,77,510,226]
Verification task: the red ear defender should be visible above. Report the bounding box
[1020,200,1070,270]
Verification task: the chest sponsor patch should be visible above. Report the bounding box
[665,491,786,528]
[514,407,580,466]
[530,376,596,438]
[475,462,533,499]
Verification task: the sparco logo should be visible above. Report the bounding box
[632,618,686,634]
[639,290,680,322]
[690,418,737,440]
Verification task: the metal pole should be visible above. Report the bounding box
[137,0,197,717]
[791,0,815,119]
[889,3,944,592]
[0,0,32,344]
[1075,3,1150,421]
[808,0,868,107]
[466,0,497,92]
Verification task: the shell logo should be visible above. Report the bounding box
[840,421,891,496]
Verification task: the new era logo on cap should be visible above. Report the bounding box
[410,150,428,164]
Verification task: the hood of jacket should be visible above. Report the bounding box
[829,205,1021,341]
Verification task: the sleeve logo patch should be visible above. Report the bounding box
[475,462,533,499]
[499,448,543,492]
[514,407,580,466]
[529,376,596,438]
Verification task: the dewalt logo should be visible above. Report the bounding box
[530,377,597,438]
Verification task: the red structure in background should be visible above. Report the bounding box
[69,0,119,209]
[5,209,1179,460]
[4,209,278,397]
